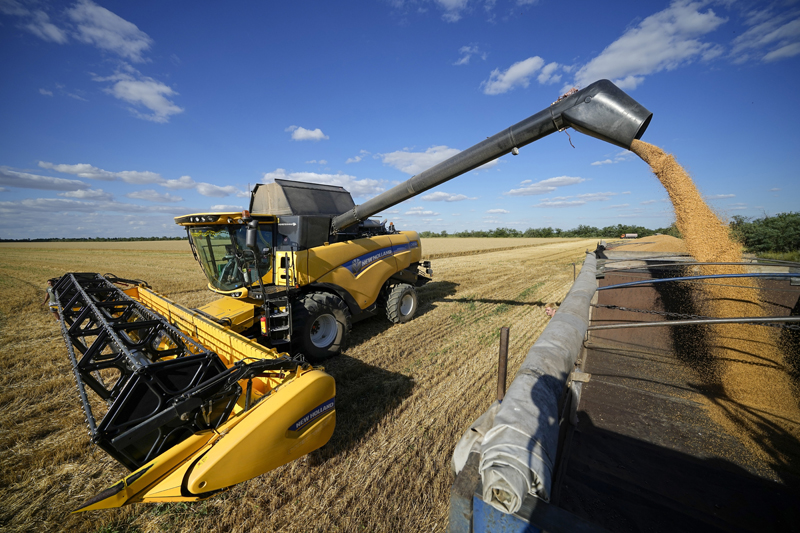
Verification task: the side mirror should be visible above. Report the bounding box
[246,220,259,251]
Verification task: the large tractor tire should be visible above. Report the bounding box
[293,292,351,362]
[385,283,418,324]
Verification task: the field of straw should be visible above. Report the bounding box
[0,237,595,532]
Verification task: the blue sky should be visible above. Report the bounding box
[1,0,798,239]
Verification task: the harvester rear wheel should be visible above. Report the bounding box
[293,292,351,362]
[386,283,417,324]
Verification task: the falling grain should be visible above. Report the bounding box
[631,139,800,477]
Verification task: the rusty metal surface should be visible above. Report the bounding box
[555,267,800,532]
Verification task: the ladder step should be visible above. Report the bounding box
[271,325,290,332]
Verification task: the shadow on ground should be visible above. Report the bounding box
[310,353,414,462]
[349,280,459,349]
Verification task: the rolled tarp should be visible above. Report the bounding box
[478,252,597,514]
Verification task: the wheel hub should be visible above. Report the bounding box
[310,314,337,348]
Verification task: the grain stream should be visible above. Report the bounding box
[631,139,800,478]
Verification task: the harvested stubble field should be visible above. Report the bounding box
[0,237,596,532]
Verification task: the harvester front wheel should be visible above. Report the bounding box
[294,292,351,362]
[386,283,418,324]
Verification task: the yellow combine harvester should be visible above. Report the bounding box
[175,179,431,362]
[53,80,651,511]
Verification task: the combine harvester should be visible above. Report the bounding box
[54,80,653,511]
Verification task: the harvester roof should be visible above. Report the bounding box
[250,179,355,217]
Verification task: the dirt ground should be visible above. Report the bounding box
[0,238,596,532]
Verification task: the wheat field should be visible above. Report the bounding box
[0,237,595,532]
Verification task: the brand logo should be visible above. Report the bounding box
[342,240,420,276]
[289,398,335,432]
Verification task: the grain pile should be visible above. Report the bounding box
[615,234,687,253]
[631,140,800,478]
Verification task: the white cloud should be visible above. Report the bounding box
[380,146,461,175]
[607,203,630,209]
[346,150,370,164]
[286,125,329,141]
[534,200,586,208]
[58,188,113,201]
[420,191,475,202]
[731,7,800,63]
[504,176,585,196]
[0,168,90,191]
[163,175,197,189]
[454,44,486,65]
[39,161,164,183]
[532,191,617,207]
[641,199,657,204]
[39,88,54,97]
[209,204,245,212]
[763,42,800,62]
[0,2,68,43]
[66,0,153,63]
[306,159,329,165]
[39,161,117,180]
[126,189,183,203]
[537,62,562,85]
[196,183,239,198]
[0,0,30,17]
[591,150,634,166]
[576,192,617,202]
[435,0,469,22]
[487,208,510,214]
[705,193,735,199]
[98,72,184,123]
[481,56,544,95]
[26,9,69,43]
[262,169,384,197]
[405,206,440,216]
[571,0,727,90]
[116,170,164,184]
[0,197,186,215]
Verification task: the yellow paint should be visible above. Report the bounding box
[135,286,283,368]
[186,370,335,493]
[196,296,255,332]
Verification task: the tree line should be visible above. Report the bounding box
[419,223,681,239]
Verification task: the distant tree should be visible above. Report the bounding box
[730,212,800,253]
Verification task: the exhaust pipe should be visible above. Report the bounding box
[332,79,652,232]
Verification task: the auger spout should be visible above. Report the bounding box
[331,79,652,232]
